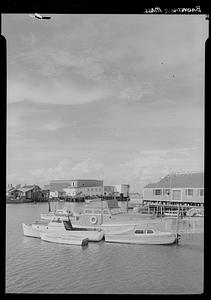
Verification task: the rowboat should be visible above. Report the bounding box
[40,232,88,246]
[104,226,177,245]
[22,217,104,241]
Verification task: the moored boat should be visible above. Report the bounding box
[22,217,104,241]
[186,207,204,217]
[104,226,177,245]
[71,199,174,234]
[40,232,89,246]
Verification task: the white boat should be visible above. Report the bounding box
[22,217,104,242]
[71,199,174,234]
[40,207,74,220]
[105,226,177,245]
[40,232,88,246]
[186,208,204,217]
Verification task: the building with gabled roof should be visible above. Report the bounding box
[49,179,104,199]
[143,172,204,207]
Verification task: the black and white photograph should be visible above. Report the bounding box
[3,5,207,294]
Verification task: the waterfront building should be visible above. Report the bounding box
[6,184,46,202]
[103,184,130,201]
[17,185,41,199]
[103,186,115,197]
[49,179,104,199]
[143,172,204,207]
[114,184,130,199]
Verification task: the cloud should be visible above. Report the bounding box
[31,158,104,183]
[120,148,204,185]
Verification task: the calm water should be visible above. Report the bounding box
[6,202,204,294]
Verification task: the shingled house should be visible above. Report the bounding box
[7,185,49,202]
[143,172,204,207]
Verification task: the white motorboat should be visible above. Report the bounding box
[105,226,177,245]
[40,233,89,246]
[22,217,104,242]
[40,207,74,220]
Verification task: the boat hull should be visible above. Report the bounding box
[105,231,176,245]
[51,230,104,242]
[71,217,173,234]
[40,233,88,246]
[24,222,104,242]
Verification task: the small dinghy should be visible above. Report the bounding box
[40,232,88,246]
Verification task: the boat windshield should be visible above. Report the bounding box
[63,220,73,230]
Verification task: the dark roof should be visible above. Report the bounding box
[144,172,204,189]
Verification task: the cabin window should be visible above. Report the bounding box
[199,189,204,196]
[146,230,154,234]
[185,189,193,196]
[153,189,162,196]
[94,209,102,214]
[135,229,146,234]
[163,189,170,196]
[103,210,109,214]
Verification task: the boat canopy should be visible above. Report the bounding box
[84,199,122,215]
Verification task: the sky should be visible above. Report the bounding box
[3,14,207,192]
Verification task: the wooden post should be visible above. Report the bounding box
[126,196,128,213]
[175,204,180,244]
[48,200,51,212]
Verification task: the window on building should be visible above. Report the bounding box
[199,189,204,196]
[163,189,170,196]
[186,189,193,196]
[153,189,162,196]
